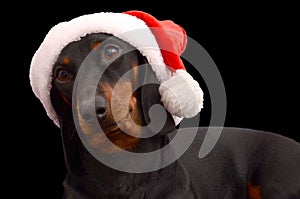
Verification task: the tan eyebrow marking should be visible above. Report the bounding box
[62,57,70,65]
[92,41,101,49]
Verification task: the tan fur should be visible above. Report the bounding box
[248,181,263,199]
[92,41,100,49]
[76,80,142,153]
[60,93,72,106]
[62,57,70,65]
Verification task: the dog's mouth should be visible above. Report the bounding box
[77,94,142,153]
[83,111,140,153]
[102,112,131,137]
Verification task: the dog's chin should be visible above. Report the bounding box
[80,117,142,154]
[103,113,138,136]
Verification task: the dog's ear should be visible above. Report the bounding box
[50,83,73,127]
[140,83,176,135]
[137,57,176,135]
[50,84,83,172]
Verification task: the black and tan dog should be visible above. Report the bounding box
[50,33,300,199]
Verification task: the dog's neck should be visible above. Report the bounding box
[60,123,195,199]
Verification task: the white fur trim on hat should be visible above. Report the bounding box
[30,12,171,127]
[159,69,204,118]
[30,12,203,127]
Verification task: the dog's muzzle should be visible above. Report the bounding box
[79,95,108,121]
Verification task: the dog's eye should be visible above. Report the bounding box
[56,68,71,82]
[104,45,119,59]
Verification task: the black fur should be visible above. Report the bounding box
[50,33,300,199]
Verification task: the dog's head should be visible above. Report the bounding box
[30,12,204,172]
[50,33,176,154]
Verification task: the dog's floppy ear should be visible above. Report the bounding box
[50,84,83,172]
[138,57,176,135]
[50,84,73,126]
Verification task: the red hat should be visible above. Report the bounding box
[124,10,187,71]
[30,10,203,127]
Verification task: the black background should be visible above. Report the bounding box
[10,1,299,198]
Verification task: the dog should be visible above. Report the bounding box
[48,32,300,199]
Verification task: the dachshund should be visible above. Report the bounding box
[50,32,300,199]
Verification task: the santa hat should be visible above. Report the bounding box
[29,10,203,127]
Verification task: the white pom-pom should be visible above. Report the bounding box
[159,69,204,118]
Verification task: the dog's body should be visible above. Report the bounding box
[179,127,300,199]
[49,33,300,199]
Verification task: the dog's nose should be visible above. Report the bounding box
[79,95,108,121]
[95,95,108,120]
